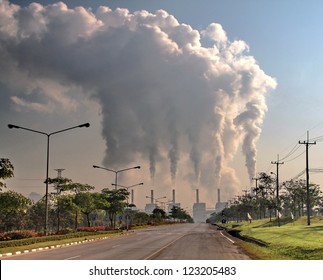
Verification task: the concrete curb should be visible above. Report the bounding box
[0,231,134,258]
[213,223,268,247]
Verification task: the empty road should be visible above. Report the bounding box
[1,223,250,260]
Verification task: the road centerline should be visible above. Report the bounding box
[144,234,186,260]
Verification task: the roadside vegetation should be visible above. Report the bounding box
[206,171,323,259]
[224,216,323,259]
[0,158,193,255]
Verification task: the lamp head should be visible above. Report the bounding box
[134,166,141,169]
[79,123,90,128]
[8,124,20,129]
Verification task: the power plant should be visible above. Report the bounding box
[168,189,181,213]
[142,187,227,222]
[192,189,206,223]
[215,188,228,213]
[144,189,157,214]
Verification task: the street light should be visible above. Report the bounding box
[112,182,144,190]
[93,165,140,230]
[145,195,167,206]
[111,182,144,205]
[8,122,90,235]
[93,165,141,190]
[111,182,143,231]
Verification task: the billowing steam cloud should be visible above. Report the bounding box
[0,1,276,200]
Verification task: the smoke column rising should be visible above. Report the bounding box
[0,1,277,201]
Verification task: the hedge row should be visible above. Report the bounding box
[0,231,118,249]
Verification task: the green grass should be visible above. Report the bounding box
[227,216,323,259]
[0,231,131,255]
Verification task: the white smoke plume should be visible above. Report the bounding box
[0,1,276,202]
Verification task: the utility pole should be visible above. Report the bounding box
[299,131,316,226]
[271,155,284,227]
[252,177,260,219]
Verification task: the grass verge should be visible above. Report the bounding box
[0,231,131,255]
[226,216,323,259]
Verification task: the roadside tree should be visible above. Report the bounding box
[0,158,14,191]
[0,190,32,231]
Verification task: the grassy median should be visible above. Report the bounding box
[0,231,133,255]
[227,216,323,259]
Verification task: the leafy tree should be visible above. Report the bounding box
[152,207,166,222]
[74,192,99,227]
[0,191,32,231]
[256,172,275,218]
[0,158,14,191]
[47,177,95,231]
[53,194,77,230]
[47,177,95,194]
[97,188,129,228]
[169,206,192,222]
[132,211,149,225]
[26,199,46,232]
[282,179,322,218]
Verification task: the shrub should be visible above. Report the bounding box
[0,230,37,241]
[77,226,107,232]
[120,225,132,230]
[57,228,75,235]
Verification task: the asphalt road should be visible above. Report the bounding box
[1,223,250,260]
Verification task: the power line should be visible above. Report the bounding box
[291,168,323,180]
[280,143,301,161]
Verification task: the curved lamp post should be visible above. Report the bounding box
[93,165,141,190]
[93,165,141,230]
[111,182,144,231]
[8,122,90,235]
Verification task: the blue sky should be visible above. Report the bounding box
[2,0,323,210]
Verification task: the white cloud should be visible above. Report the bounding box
[202,23,228,43]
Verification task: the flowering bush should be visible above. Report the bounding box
[0,230,38,241]
[77,226,111,232]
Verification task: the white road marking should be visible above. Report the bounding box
[64,255,81,260]
[144,234,186,260]
[220,231,235,243]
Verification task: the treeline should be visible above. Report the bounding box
[0,158,192,233]
[210,172,323,224]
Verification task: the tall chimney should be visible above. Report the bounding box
[196,189,199,203]
[151,189,154,204]
[172,189,176,203]
[218,188,221,203]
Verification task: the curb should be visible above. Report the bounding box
[226,229,268,247]
[0,231,134,258]
[212,223,268,247]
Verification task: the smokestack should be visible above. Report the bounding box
[151,189,154,204]
[172,189,175,203]
[131,189,134,205]
[218,188,221,203]
[196,189,199,203]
